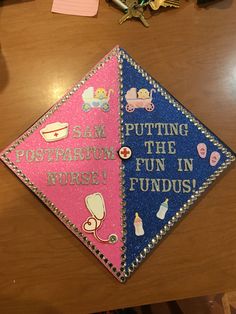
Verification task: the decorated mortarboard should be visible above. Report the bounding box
[1,46,235,283]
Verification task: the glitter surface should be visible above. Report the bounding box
[120,53,235,271]
[2,52,123,271]
[1,47,235,282]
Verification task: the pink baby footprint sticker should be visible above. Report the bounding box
[197,143,207,158]
[210,151,221,166]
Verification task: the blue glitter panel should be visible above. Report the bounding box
[120,49,235,272]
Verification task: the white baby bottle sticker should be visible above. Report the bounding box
[156,198,169,220]
[134,212,145,236]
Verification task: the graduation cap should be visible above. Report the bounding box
[1,46,235,282]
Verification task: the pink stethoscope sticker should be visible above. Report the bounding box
[82,193,118,244]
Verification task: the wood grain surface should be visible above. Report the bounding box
[0,0,236,313]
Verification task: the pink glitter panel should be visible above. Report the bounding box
[3,52,123,273]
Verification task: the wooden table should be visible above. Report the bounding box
[0,1,236,313]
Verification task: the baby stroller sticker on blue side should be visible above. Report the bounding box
[125,87,156,112]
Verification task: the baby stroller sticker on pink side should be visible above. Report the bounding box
[82,87,114,112]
